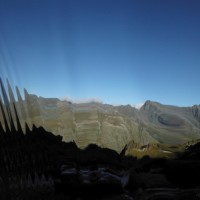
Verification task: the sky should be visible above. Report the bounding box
[0,0,200,106]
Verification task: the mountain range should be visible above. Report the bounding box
[1,80,199,158]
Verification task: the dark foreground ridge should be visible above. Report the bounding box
[1,79,200,200]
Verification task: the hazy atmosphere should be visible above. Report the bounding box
[0,0,200,106]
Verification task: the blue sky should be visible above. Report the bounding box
[0,0,200,106]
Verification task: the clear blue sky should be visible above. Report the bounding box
[0,0,200,106]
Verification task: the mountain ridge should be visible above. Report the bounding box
[8,93,200,150]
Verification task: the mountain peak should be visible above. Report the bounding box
[141,100,161,111]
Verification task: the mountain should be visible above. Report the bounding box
[4,96,200,149]
[0,82,200,156]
